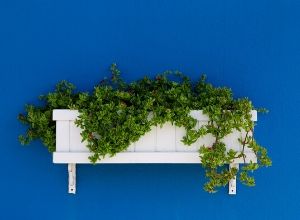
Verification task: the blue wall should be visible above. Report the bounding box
[1,0,299,219]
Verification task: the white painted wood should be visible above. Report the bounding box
[126,142,135,152]
[241,130,255,153]
[196,121,215,151]
[53,109,258,155]
[56,121,70,152]
[156,122,176,151]
[175,123,200,152]
[53,109,257,122]
[223,129,243,152]
[175,126,190,152]
[70,121,88,152]
[134,126,157,152]
[189,110,209,121]
[229,163,239,195]
[53,109,258,194]
[53,152,257,164]
[251,110,257,121]
[53,109,79,121]
[68,163,76,194]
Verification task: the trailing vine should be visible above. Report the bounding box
[18,64,271,193]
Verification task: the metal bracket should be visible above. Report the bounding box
[68,163,76,194]
[229,163,239,195]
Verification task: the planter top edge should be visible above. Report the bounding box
[53,109,79,121]
[53,109,257,121]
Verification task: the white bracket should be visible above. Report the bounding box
[68,163,76,194]
[67,162,240,195]
[229,163,239,195]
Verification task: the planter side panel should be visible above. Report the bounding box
[56,121,70,152]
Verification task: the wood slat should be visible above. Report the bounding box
[56,121,70,152]
[53,109,257,121]
[53,152,257,164]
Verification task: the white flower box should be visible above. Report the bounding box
[53,109,257,194]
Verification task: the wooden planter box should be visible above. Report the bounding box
[53,109,257,194]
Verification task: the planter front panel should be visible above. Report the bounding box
[53,110,257,163]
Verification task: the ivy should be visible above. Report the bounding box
[18,64,271,193]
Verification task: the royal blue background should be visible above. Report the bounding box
[0,0,299,219]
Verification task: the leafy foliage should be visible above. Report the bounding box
[18,64,271,193]
[18,81,77,152]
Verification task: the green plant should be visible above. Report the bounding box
[18,64,271,193]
